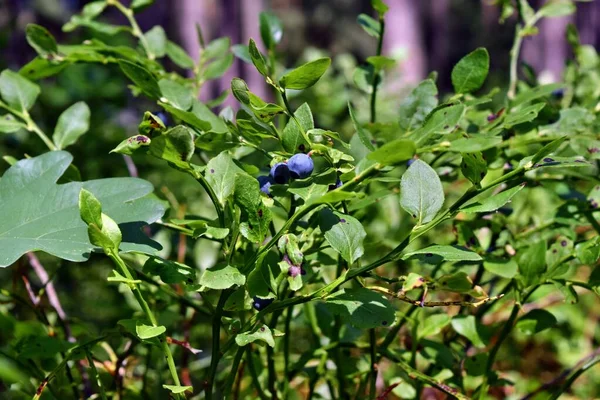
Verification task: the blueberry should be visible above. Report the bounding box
[287,153,314,179]
[257,175,273,195]
[407,159,416,167]
[551,89,564,99]
[156,111,170,126]
[252,297,274,310]
[270,162,290,184]
[328,178,342,191]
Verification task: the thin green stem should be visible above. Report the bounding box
[280,89,312,145]
[222,346,245,398]
[0,100,56,150]
[205,290,231,400]
[107,252,183,397]
[107,0,154,59]
[85,350,108,400]
[507,25,524,100]
[246,346,270,400]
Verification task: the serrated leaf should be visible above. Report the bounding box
[400,159,444,225]
[0,69,40,112]
[461,184,525,213]
[402,245,482,263]
[280,58,331,90]
[399,79,438,133]
[53,101,90,149]
[235,324,275,347]
[323,288,395,329]
[0,151,165,268]
[25,24,58,57]
[234,173,272,243]
[199,264,245,290]
[319,209,366,264]
[451,48,489,94]
[206,152,245,205]
[460,152,487,186]
[282,102,313,153]
[118,60,161,99]
[367,139,416,166]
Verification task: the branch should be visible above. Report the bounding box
[369,286,505,308]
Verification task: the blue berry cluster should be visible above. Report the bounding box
[258,153,314,195]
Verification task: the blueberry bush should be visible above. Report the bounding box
[1,0,599,399]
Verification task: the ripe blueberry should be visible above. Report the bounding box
[287,153,314,179]
[257,175,273,195]
[407,158,416,167]
[156,111,170,126]
[551,88,564,99]
[328,178,342,191]
[252,296,274,310]
[270,162,291,184]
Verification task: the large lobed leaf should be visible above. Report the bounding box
[0,151,165,268]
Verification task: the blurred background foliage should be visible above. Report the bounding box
[0,0,599,398]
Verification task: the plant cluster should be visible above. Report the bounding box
[0,0,599,399]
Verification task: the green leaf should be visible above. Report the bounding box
[357,14,381,38]
[460,152,487,186]
[461,184,525,213]
[451,316,487,348]
[400,159,444,225]
[236,324,276,347]
[323,288,395,329]
[504,103,545,128]
[451,48,489,94]
[288,183,329,203]
[537,0,575,18]
[402,272,425,292]
[78,188,103,227]
[166,40,195,69]
[575,238,600,265]
[81,1,107,18]
[371,0,389,16]
[25,24,58,57]
[234,173,272,244]
[280,58,331,90]
[259,12,283,49]
[199,264,245,290]
[16,335,74,359]
[206,152,245,205]
[0,115,26,133]
[0,69,40,112]
[53,101,90,149]
[143,257,196,284]
[449,136,502,153]
[282,102,313,153]
[516,309,557,335]
[398,79,438,133]
[0,151,165,268]
[402,245,482,263]
[203,37,230,60]
[131,0,154,11]
[136,324,166,340]
[418,314,451,340]
[248,39,269,77]
[158,79,193,111]
[319,209,367,264]
[163,385,193,394]
[232,44,251,64]
[518,241,547,287]
[349,102,375,151]
[483,257,518,279]
[413,104,465,141]
[204,53,234,80]
[511,83,564,107]
[531,136,567,165]
[85,212,122,251]
[144,26,167,58]
[111,134,151,155]
[437,272,474,293]
[118,60,161,99]
[149,125,195,169]
[366,139,416,166]
[367,55,396,70]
